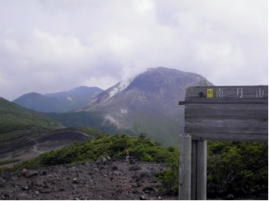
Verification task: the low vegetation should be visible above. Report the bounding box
[207,141,268,199]
[12,134,177,168]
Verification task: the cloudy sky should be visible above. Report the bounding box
[0,0,267,100]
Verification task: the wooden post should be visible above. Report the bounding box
[191,140,207,200]
[191,140,197,200]
[197,140,207,200]
[179,135,192,200]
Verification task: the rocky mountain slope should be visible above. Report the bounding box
[0,128,91,168]
[80,67,211,145]
[14,86,103,113]
[0,98,92,167]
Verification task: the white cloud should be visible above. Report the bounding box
[81,76,117,90]
[0,0,267,100]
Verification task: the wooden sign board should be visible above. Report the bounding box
[184,86,268,141]
[179,85,268,200]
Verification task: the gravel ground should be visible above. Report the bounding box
[0,159,177,200]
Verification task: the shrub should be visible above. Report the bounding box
[207,141,268,199]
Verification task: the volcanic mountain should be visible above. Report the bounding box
[80,67,211,145]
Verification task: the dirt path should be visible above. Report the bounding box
[0,159,177,200]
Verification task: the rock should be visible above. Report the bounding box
[106,156,111,161]
[97,156,111,164]
[112,165,118,171]
[143,186,156,194]
[72,177,79,184]
[116,189,123,193]
[113,170,122,176]
[132,183,140,188]
[140,195,147,200]
[94,168,99,172]
[226,194,234,200]
[21,168,28,174]
[59,187,65,192]
[129,165,141,171]
[96,156,106,164]
[101,156,107,162]
[23,170,38,178]
[35,180,46,187]
[98,165,105,170]
[139,171,151,178]
[21,185,29,190]
[132,174,139,179]
[39,170,47,175]
[39,188,51,193]
[132,189,139,194]
[129,159,136,164]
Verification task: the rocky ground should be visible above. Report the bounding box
[0,158,177,200]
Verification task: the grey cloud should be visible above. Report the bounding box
[0,0,267,100]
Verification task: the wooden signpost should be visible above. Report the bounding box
[179,85,268,200]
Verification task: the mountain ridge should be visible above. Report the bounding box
[14,86,103,113]
[0,97,62,133]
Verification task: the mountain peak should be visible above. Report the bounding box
[126,67,207,92]
[80,67,211,145]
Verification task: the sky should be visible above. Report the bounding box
[0,0,267,100]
